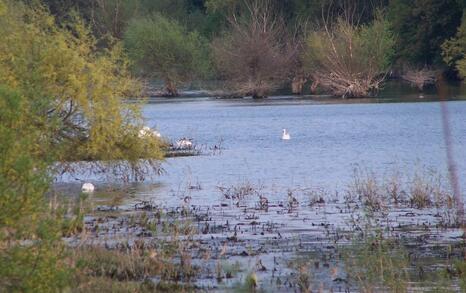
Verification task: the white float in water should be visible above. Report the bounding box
[281,129,290,140]
[81,182,95,193]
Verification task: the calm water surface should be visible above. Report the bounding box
[139,96,466,207]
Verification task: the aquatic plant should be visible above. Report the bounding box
[346,165,457,219]
[70,209,202,291]
[218,181,263,201]
[343,231,411,292]
[347,167,387,212]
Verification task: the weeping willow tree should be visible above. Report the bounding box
[304,14,395,98]
[0,0,164,180]
[0,86,72,292]
[0,0,165,290]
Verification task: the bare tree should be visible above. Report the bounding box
[304,8,395,98]
[290,26,308,95]
[401,67,438,91]
[291,74,307,94]
[212,0,298,98]
[90,0,140,39]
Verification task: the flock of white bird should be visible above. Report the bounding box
[175,138,193,149]
[138,126,161,138]
[81,126,291,193]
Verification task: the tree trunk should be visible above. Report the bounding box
[251,88,267,99]
[164,80,179,97]
[310,79,319,94]
[291,75,306,95]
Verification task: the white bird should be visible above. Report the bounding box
[175,138,193,149]
[153,130,161,138]
[81,182,95,193]
[282,129,290,140]
[138,126,161,138]
[138,126,151,137]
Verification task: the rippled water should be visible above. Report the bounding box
[138,95,466,207]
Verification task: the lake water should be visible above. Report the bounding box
[139,94,466,208]
[65,87,466,291]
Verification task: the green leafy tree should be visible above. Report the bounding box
[0,0,167,290]
[387,0,463,66]
[139,0,191,20]
[442,10,466,78]
[42,0,224,40]
[40,0,91,21]
[0,0,164,180]
[124,15,211,96]
[205,0,240,13]
[0,86,70,292]
[88,0,141,39]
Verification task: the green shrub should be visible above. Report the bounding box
[304,14,395,98]
[124,14,211,96]
[0,0,164,180]
[442,10,466,78]
[0,86,70,292]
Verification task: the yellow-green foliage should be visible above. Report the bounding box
[303,14,395,98]
[124,14,211,96]
[305,16,395,75]
[344,232,410,293]
[0,0,164,166]
[0,0,165,290]
[0,86,70,292]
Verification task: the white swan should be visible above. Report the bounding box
[81,182,95,193]
[175,138,193,149]
[282,129,290,140]
[138,126,161,138]
[153,130,162,137]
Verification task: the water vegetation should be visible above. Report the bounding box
[47,166,465,292]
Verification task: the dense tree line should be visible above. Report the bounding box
[443,9,466,78]
[37,0,466,98]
